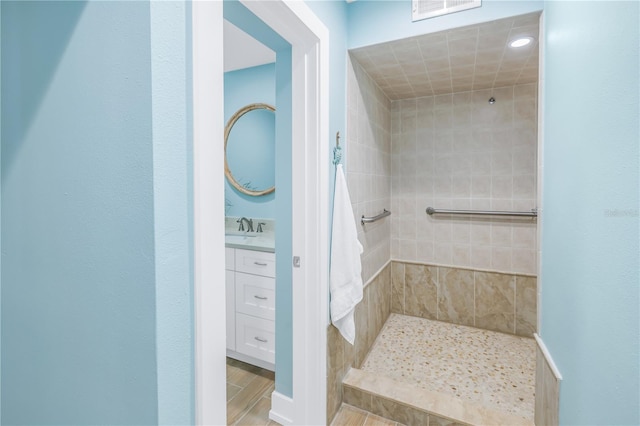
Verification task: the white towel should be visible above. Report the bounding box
[330,164,364,345]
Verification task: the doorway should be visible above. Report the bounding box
[192,1,330,424]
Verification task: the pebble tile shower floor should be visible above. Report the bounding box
[360,313,536,421]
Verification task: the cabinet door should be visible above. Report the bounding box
[235,313,275,364]
[235,272,275,321]
[226,269,235,351]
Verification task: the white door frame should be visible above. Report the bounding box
[192,1,330,425]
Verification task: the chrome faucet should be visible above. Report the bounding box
[257,222,266,233]
[237,217,254,232]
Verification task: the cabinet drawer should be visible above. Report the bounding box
[225,247,235,270]
[235,249,275,278]
[235,313,275,364]
[235,272,275,321]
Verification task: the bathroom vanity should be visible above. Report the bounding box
[225,218,275,371]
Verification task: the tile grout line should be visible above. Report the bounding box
[473,269,477,327]
[513,275,518,335]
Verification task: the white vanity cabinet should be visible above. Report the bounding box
[225,247,275,371]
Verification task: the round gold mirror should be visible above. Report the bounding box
[224,103,276,197]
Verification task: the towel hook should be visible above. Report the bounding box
[333,131,343,165]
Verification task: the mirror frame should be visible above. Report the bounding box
[224,102,276,196]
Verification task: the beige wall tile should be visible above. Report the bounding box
[355,286,372,368]
[437,267,475,326]
[452,244,471,267]
[390,84,537,275]
[542,358,560,426]
[512,248,537,275]
[381,264,393,324]
[516,276,537,336]
[475,271,516,334]
[369,276,386,342]
[491,246,513,272]
[370,395,429,426]
[391,262,405,314]
[347,56,391,285]
[429,414,468,426]
[327,325,345,422]
[344,327,356,371]
[470,246,491,270]
[404,264,437,320]
[343,386,373,413]
[535,344,560,426]
[534,346,545,425]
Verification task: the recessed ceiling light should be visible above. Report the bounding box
[510,37,533,48]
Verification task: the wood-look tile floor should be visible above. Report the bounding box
[226,358,280,425]
[227,359,397,426]
[331,404,404,426]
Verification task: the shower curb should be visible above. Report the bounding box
[342,368,534,426]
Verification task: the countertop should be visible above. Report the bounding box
[225,217,275,253]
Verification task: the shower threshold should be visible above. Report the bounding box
[343,313,536,425]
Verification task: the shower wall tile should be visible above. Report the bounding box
[369,395,430,426]
[391,261,405,313]
[404,264,437,319]
[516,276,537,337]
[326,263,393,423]
[347,55,392,284]
[354,286,371,368]
[437,267,475,327]
[327,324,344,422]
[343,384,373,413]
[429,415,467,426]
[391,83,538,276]
[390,260,536,336]
[475,271,516,334]
[534,344,560,426]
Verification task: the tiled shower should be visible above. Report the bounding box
[327,12,559,426]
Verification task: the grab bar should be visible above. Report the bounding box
[426,207,537,218]
[361,209,391,225]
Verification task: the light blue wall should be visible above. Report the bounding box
[1,1,158,424]
[150,1,194,424]
[224,63,276,219]
[274,48,294,398]
[0,3,3,420]
[347,0,543,49]
[305,0,348,237]
[541,2,639,425]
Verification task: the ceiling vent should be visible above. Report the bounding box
[412,0,481,22]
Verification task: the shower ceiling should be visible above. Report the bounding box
[349,12,540,100]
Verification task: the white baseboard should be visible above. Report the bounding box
[269,391,294,425]
[534,333,563,380]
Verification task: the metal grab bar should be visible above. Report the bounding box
[361,209,391,225]
[426,207,537,218]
